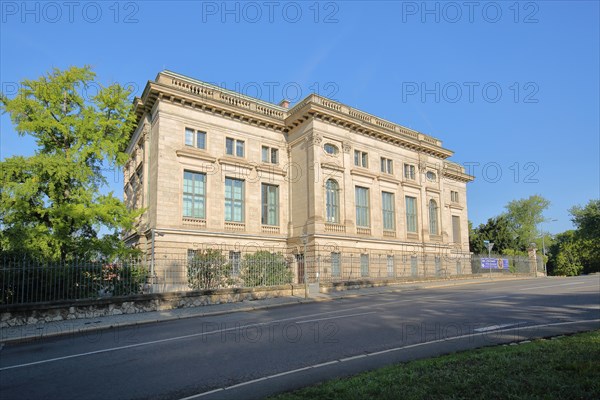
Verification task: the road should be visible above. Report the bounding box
[1,276,599,400]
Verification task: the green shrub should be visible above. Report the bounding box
[187,249,232,290]
[241,251,292,287]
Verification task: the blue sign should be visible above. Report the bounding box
[481,258,509,269]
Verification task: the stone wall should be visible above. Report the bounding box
[0,285,300,328]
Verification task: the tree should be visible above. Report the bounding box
[0,66,139,261]
[505,195,550,250]
[241,251,292,287]
[569,200,600,273]
[546,230,586,276]
[469,214,519,255]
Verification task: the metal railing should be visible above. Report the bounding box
[1,251,543,306]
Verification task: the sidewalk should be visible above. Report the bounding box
[0,276,528,344]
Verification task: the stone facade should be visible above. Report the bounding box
[123,71,474,281]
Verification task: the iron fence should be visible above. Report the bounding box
[1,251,543,306]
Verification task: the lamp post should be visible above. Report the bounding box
[540,218,558,277]
[301,233,308,299]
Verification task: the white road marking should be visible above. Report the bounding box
[474,323,520,333]
[295,312,376,324]
[178,318,600,399]
[518,282,586,291]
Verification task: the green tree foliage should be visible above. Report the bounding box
[241,251,292,287]
[469,214,520,255]
[187,249,232,290]
[0,66,139,261]
[547,230,588,276]
[504,195,550,250]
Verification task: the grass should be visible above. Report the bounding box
[270,330,600,400]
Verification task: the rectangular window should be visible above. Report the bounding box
[226,137,244,157]
[183,171,206,219]
[435,256,441,276]
[261,146,279,164]
[230,251,241,275]
[360,254,369,277]
[382,192,395,231]
[331,252,341,277]
[355,186,370,227]
[354,150,368,168]
[380,158,393,174]
[387,255,394,277]
[185,128,206,149]
[224,178,244,222]
[411,256,418,276]
[405,196,418,233]
[404,164,416,180]
[452,216,461,243]
[451,190,459,203]
[261,184,279,226]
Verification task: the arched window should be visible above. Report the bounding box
[429,199,439,235]
[326,179,340,223]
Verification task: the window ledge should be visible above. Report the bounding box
[176,148,216,163]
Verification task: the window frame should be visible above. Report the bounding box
[355,186,370,228]
[325,179,340,223]
[382,191,396,231]
[226,137,245,157]
[404,163,416,180]
[261,146,279,164]
[224,177,245,222]
[354,150,368,168]
[405,195,418,233]
[324,143,339,155]
[380,157,393,174]
[185,128,206,150]
[429,199,439,235]
[261,183,280,226]
[183,170,206,219]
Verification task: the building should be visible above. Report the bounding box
[123,71,474,283]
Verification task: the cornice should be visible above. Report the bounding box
[133,71,459,161]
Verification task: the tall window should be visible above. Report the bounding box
[404,164,416,180]
[224,178,244,222]
[380,158,393,174]
[355,186,370,227]
[325,179,340,223]
[405,196,417,233]
[382,192,395,231]
[452,216,461,243]
[261,184,279,226]
[354,150,368,167]
[331,252,341,277]
[226,137,244,157]
[183,171,206,218]
[262,146,278,164]
[360,254,369,277]
[185,128,206,149]
[429,199,439,235]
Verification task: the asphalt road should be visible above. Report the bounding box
[1,276,599,400]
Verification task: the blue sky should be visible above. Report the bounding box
[1,0,598,234]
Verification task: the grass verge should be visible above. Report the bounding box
[270,330,600,400]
